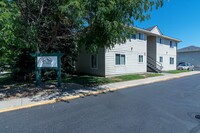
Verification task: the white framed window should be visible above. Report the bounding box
[115,54,126,65]
[138,33,144,40]
[91,54,98,69]
[170,41,174,48]
[159,56,163,63]
[138,55,144,63]
[170,57,174,64]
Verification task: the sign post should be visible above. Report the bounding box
[31,52,63,87]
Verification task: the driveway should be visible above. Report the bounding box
[0,74,200,133]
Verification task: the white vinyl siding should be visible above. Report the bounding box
[77,26,179,77]
[156,37,177,70]
[105,34,147,76]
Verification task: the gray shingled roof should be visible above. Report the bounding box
[178,46,200,52]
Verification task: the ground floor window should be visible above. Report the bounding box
[91,54,98,69]
[159,56,163,63]
[170,57,174,64]
[138,55,144,63]
[115,54,125,65]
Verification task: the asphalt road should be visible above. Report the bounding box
[1,74,200,133]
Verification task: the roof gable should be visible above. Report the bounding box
[146,26,162,35]
[134,26,181,42]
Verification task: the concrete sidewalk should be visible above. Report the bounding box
[0,71,200,113]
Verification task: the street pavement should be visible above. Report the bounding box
[1,74,200,133]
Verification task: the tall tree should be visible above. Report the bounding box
[0,0,20,68]
[80,0,164,51]
[1,0,164,80]
[15,0,163,52]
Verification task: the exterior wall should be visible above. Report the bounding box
[147,36,157,60]
[156,37,177,70]
[105,34,147,76]
[177,51,200,68]
[147,36,157,71]
[76,26,180,77]
[76,47,105,76]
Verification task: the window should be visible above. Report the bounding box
[115,54,125,65]
[170,41,174,48]
[170,57,174,64]
[139,33,144,40]
[131,34,136,39]
[159,38,164,44]
[91,54,98,68]
[159,56,163,63]
[138,55,143,63]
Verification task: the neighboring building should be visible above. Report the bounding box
[177,46,200,68]
[76,26,181,77]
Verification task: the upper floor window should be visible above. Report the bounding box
[139,33,144,40]
[170,57,174,64]
[170,41,174,48]
[91,54,98,69]
[159,38,164,44]
[116,54,126,65]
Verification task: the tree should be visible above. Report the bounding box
[1,0,164,80]
[14,0,164,51]
[80,0,163,51]
[0,0,20,68]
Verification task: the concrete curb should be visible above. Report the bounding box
[0,71,200,113]
[101,71,200,91]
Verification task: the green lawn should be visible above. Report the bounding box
[164,70,190,74]
[0,73,163,87]
[63,73,163,86]
[62,75,113,86]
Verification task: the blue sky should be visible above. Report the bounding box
[134,0,200,49]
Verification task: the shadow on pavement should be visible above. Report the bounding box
[0,82,108,102]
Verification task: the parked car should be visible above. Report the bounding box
[177,62,194,71]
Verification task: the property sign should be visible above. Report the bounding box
[31,52,63,87]
[37,56,58,68]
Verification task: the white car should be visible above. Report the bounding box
[177,62,194,71]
